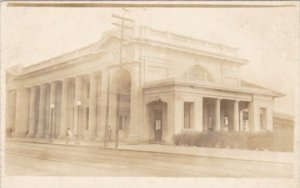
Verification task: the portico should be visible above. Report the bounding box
[143,77,278,143]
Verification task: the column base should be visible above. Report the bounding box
[26,133,35,138]
[35,133,45,138]
[87,135,97,141]
[74,135,82,145]
[162,140,174,145]
[57,134,66,139]
[14,132,27,137]
[96,134,105,141]
[124,135,140,144]
[44,134,51,139]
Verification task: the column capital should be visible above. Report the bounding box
[51,80,62,85]
[62,78,70,84]
[90,71,100,77]
[29,85,39,89]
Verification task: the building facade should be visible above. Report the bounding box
[5,26,283,143]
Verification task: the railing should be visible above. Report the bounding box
[103,27,239,58]
[142,27,238,57]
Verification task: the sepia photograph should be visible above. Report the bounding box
[1,1,299,188]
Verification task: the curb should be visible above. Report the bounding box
[5,139,293,165]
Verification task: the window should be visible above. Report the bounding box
[184,102,194,129]
[184,65,213,82]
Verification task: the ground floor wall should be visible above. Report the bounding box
[6,80,275,144]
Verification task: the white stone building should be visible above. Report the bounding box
[5,26,283,143]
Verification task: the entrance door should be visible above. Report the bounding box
[154,110,162,142]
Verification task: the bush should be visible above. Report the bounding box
[272,129,293,152]
[172,130,248,149]
[172,129,293,152]
[247,130,273,150]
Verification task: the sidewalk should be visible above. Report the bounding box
[6,137,293,164]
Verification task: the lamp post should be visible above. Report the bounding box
[76,100,82,145]
[49,103,55,143]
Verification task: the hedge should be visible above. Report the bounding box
[172,129,293,152]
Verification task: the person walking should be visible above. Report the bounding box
[65,128,73,144]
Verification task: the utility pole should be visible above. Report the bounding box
[110,14,134,149]
[112,14,134,66]
[104,72,110,148]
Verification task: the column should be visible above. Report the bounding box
[248,101,254,132]
[55,82,62,138]
[168,95,183,137]
[36,85,46,137]
[68,80,75,132]
[266,104,273,130]
[88,73,98,140]
[15,88,30,137]
[47,82,57,138]
[248,100,260,132]
[59,79,69,138]
[215,98,221,131]
[174,98,184,134]
[27,86,38,137]
[233,100,239,131]
[98,71,108,140]
[128,66,141,141]
[194,97,203,131]
[74,76,83,139]
[6,90,17,135]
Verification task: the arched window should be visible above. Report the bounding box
[184,65,213,82]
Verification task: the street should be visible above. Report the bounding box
[5,141,293,177]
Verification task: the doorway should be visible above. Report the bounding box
[154,109,162,141]
[147,100,167,142]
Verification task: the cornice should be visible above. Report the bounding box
[10,27,247,77]
[143,78,283,98]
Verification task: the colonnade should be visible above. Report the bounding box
[147,95,273,142]
[6,72,103,140]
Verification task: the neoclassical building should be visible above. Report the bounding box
[5,25,283,143]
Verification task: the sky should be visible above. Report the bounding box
[1,2,299,116]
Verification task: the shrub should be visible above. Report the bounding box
[247,130,273,150]
[172,130,200,146]
[172,131,248,149]
[172,129,293,152]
